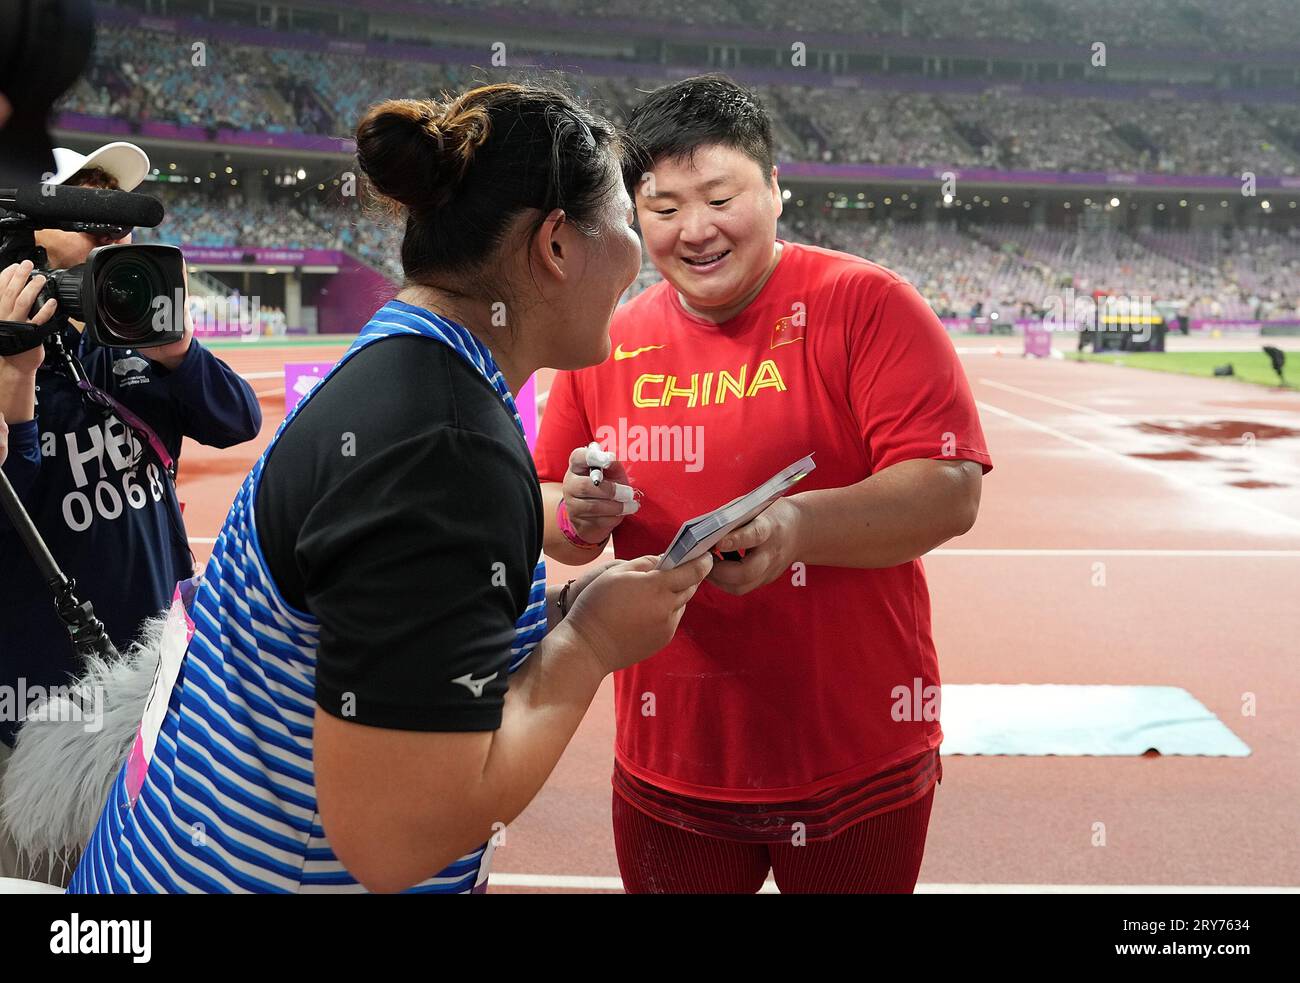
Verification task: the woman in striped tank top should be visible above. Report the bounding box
[68,83,713,894]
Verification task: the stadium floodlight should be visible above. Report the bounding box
[1110,197,1120,207]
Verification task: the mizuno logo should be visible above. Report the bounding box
[614,343,666,361]
[452,671,499,698]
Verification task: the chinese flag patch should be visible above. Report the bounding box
[771,314,807,349]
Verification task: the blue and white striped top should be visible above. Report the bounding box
[69,300,548,893]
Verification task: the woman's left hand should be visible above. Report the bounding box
[568,559,622,607]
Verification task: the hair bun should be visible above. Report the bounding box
[356,97,494,214]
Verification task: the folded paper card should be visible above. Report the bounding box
[657,454,816,570]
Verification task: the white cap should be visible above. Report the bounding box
[49,142,150,191]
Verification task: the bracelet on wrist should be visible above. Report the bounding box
[557,579,577,619]
[557,497,609,550]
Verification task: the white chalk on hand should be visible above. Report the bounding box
[585,442,616,469]
[585,441,616,487]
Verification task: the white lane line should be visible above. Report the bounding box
[485,874,781,893]
[1115,414,1300,422]
[975,399,1300,533]
[184,537,1300,557]
[981,377,1300,424]
[487,873,1298,893]
[239,371,284,380]
[980,378,1137,422]
[489,874,621,891]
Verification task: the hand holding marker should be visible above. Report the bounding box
[586,441,639,515]
[587,441,613,486]
[560,442,640,552]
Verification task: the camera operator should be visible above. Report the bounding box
[0,143,262,879]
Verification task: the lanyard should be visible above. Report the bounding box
[75,379,177,479]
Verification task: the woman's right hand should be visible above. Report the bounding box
[561,444,636,546]
[0,261,56,375]
[563,553,713,675]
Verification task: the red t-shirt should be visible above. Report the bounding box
[535,240,992,802]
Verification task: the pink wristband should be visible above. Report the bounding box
[557,498,608,550]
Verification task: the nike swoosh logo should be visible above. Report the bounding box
[451,671,499,698]
[614,343,666,361]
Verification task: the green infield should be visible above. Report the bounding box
[1071,350,1295,389]
[198,335,356,349]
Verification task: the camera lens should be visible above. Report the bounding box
[96,257,161,343]
[79,244,186,348]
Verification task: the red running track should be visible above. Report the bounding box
[179,341,1300,892]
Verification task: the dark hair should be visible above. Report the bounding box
[68,166,120,190]
[355,83,625,286]
[621,74,774,196]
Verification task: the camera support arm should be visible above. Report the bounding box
[0,467,117,663]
